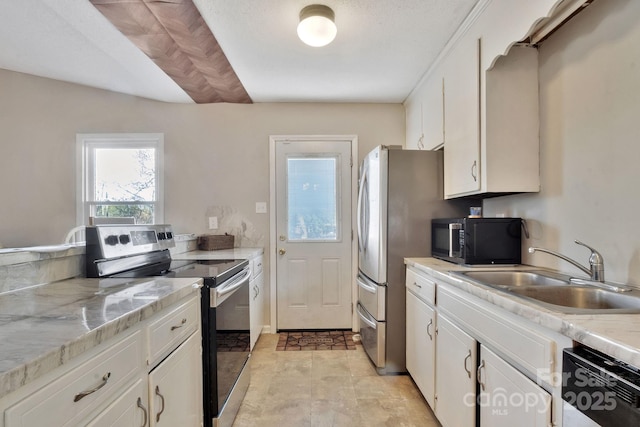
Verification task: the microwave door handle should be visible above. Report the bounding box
[449,223,462,257]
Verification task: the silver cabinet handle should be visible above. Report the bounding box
[137,397,148,427]
[471,160,478,182]
[155,385,166,422]
[477,360,486,391]
[426,319,433,341]
[413,281,422,289]
[463,350,472,378]
[170,318,187,331]
[74,372,111,402]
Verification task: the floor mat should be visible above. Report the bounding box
[276,330,357,351]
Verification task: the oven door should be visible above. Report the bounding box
[203,266,251,427]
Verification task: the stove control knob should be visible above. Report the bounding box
[119,234,131,245]
[104,235,119,246]
[166,232,173,239]
[157,232,166,240]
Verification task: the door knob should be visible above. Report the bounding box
[279,248,286,255]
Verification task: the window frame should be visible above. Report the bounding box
[76,133,164,225]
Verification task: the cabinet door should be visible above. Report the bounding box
[422,73,445,150]
[250,271,264,349]
[148,332,203,427]
[405,86,425,150]
[443,31,481,198]
[435,314,477,427]
[86,378,148,427]
[406,290,436,407]
[478,345,551,427]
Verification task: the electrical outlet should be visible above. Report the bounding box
[208,216,218,229]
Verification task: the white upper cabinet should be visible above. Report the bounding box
[405,67,444,151]
[443,29,482,197]
[406,0,590,198]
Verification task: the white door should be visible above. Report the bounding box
[275,139,353,330]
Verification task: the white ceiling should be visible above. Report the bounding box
[0,0,479,104]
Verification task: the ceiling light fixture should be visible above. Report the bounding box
[297,4,337,47]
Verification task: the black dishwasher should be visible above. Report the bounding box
[563,346,640,426]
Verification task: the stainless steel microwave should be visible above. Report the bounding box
[431,217,522,265]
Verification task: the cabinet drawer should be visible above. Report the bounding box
[438,285,555,378]
[148,297,199,367]
[85,378,147,427]
[251,255,264,280]
[5,331,143,427]
[406,267,436,306]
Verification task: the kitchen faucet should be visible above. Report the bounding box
[528,240,605,282]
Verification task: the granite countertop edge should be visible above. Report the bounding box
[405,257,640,367]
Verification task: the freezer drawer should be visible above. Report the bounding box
[357,302,385,369]
[357,273,386,321]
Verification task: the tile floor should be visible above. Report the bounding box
[233,333,441,427]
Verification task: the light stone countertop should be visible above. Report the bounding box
[0,276,202,400]
[406,257,640,368]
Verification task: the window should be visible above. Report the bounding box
[76,133,164,225]
[286,155,340,241]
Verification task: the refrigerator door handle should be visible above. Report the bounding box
[357,168,368,251]
[356,303,377,329]
[357,275,377,294]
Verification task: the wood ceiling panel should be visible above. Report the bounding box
[90,0,251,104]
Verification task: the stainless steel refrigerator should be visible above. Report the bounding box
[356,145,472,374]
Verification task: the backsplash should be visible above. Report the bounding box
[0,247,84,294]
[204,206,265,248]
[0,234,198,294]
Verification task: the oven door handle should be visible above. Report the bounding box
[216,267,251,297]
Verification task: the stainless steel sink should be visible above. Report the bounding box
[454,270,572,288]
[509,286,640,313]
[451,269,640,313]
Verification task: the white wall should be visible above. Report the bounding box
[0,69,405,324]
[484,0,640,285]
[0,71,404,248]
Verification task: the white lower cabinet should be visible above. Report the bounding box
[434,314,477,427]
[405,288,436,407]
[148,332,202,427]
[5,331,144,427]
[405,264,571,427]
[477,345,551,427]
[2,293,202,427]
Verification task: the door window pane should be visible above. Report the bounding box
[287,156,339,241]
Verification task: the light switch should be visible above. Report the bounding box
[256,202,267,214]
